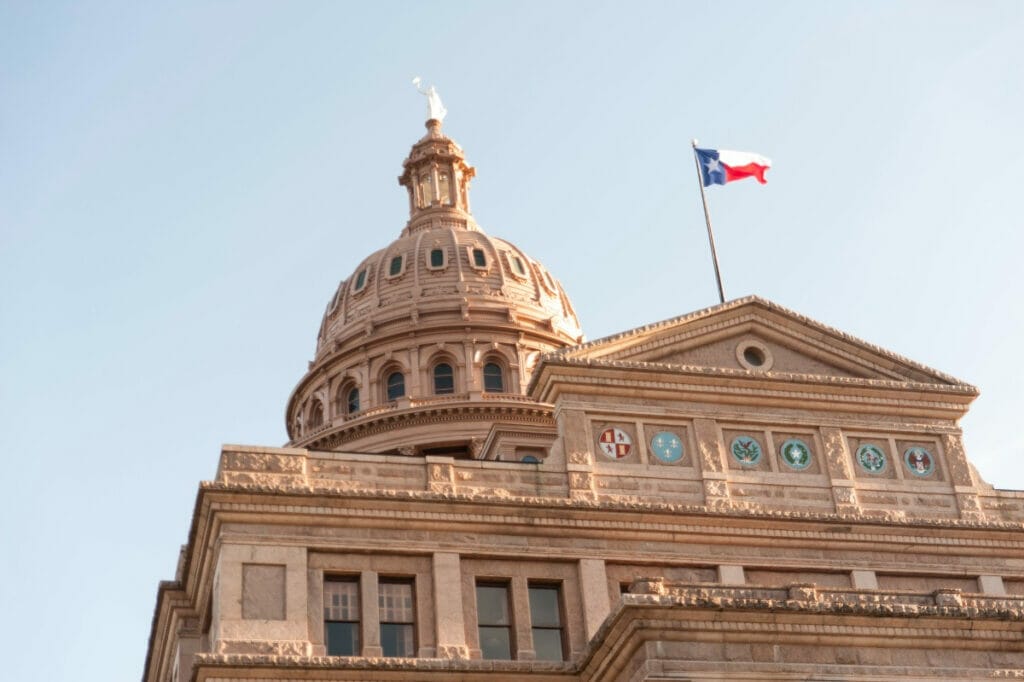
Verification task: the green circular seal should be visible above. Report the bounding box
[856,443,886,473]
[780,438,812,470]
[730,436,762,466]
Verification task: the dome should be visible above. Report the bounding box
[285,119,583,456]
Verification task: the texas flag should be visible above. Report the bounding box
[695,148,771,187]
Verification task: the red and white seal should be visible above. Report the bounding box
[597,427,632,460]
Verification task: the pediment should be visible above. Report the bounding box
[557,297,967,386]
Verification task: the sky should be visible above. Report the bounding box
[2,2,1023,679]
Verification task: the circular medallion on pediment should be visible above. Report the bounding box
[650,431,684,463]
[779,438,812,470]
[598,427,633,460]
[730,436,763,466]
[856,443,887,473]
[903,446,935,476]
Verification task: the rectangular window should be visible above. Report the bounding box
[379,579,415,657]
[324,578,360,656]
[476,582,513,660]
[528,584,565,661]
[472,248,487,268]
[430,248,445,268]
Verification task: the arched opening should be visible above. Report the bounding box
[308,400,325,429]
[483,362,505,393]
[386,372,405,402]
[433,362,455,395]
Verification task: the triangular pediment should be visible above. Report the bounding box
[555,297,969,386]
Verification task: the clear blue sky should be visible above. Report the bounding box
[2,2,1022,679]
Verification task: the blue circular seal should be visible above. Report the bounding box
[730,436,762,466]
[779,438,812,470]
[856,443,887,473]
[650,431,684,463]
[903,447,935,476]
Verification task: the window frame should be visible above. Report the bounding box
[527,582,566,662]
[431,361,455,395]
[378,578,416,658]
[385,371,405,402]
[475,581,514,660]
[352,267,369,293]
[467,246,489,270]
[324,576,361,656]
[482,360,506,393]
[386,254,405,279]
[427,247,447,270]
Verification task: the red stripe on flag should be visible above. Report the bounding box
[724,162,769,184]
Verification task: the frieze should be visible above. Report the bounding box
[624,582,1024,621]
[221,451,305,474]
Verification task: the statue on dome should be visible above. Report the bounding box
[412,76,447,122]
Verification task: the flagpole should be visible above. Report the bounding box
[691,139,726,304]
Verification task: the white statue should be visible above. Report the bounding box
[412,76,447,122]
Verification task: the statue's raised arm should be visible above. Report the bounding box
[412,76,447,122]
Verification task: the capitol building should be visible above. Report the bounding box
[143,109,1024,681]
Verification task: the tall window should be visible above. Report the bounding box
[483,362,505,393]
[476,582,513,660]
[417,173,431,208]
[433,363,454,395]
[430,248,445,268]
[386,372,405,401]
[354,268,367,291]
[528,584,565,661]
[324,578,360,656]
[438,171,452,205]
[378,579,415,657]
[346,386,359,415]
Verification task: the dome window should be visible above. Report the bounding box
[388,255,404,277]
[433,363,455,395]
[429,248,445,269]
[346,387,360,415]
[511,255,528,278]
[353,268,368,292]
[386,372,405,402]
[483,362,505,393]
[470,247,488,269]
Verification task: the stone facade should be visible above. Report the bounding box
[144,121,1024,681]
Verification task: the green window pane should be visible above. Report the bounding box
[476,585,510,625]
[389,256,403,276]
[532,628,563,661]
[528,586,560,627]
[473,248,486,267]
[325,622,359,656]
[479,625,512,660]
[380,623,415,657]
[430,249,444,267]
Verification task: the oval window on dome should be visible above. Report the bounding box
[472,248,487,268]
[511,255,527,277]
[389,255,403,277]
[353,268,368,292]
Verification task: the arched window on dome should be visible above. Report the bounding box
[386,372,405,402]
[432,362,455,395]
[336,381,360,417]
[308,400,325,430]
[483,362,505,393]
